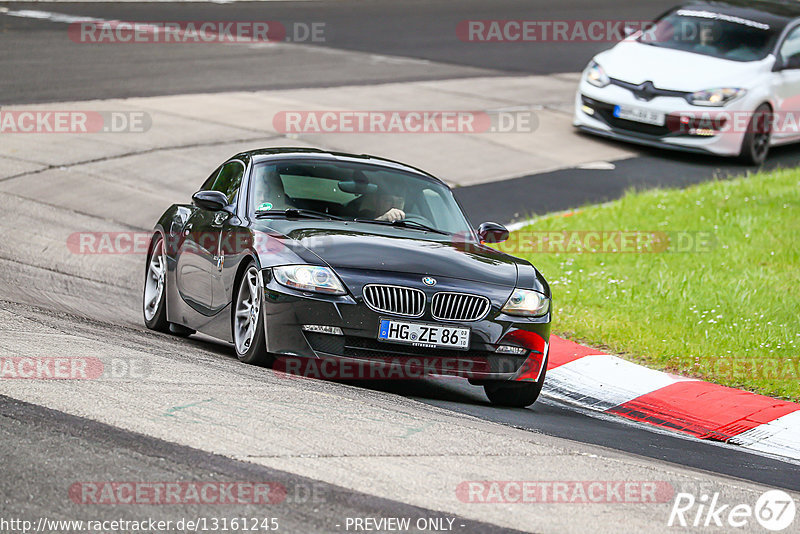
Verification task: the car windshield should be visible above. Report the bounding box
[639,8,780,62]
[249,159,474,236]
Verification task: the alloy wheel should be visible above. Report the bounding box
[143,238,166,321]
[234,266,262,355]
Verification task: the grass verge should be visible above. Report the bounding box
[505,168,800,401]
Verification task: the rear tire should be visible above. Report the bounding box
[143,236,169,333]
[739,104,772,165]
[143,235,197,337]
[233,263,273,366]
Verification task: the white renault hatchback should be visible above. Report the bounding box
[574,0,800,164]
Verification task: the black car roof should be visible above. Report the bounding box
[235,147,447,186]
[675,1,800,30]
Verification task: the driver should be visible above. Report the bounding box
[374,189,406,222]
[356,183,406,222]
[695,23,717,55]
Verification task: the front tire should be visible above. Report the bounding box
[484,365,547,408]
[739,104,772,165]
[484,380,544,408]
[233,264,273,366]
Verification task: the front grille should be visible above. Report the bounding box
[431,292,490,321]
[304,332,345,355]
[582,95,676,137]
[343,336,527,374]
[345,335,483,358]
[363,284,425,317]
[609,78,691,102]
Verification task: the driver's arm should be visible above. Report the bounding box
[376,208,405,222]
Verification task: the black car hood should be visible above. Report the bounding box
[257,220,519,287]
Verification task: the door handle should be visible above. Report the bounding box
[214,211,229,226]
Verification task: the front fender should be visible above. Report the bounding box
[516,261,550,297]
[251,227,328,270]
[155,203,193,259]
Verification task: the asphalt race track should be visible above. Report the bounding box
[4,0,800,222]
[1,1,799,533]
[0,0,681,103]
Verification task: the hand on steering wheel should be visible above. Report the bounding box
[377,208,405,222]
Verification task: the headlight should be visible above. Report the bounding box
[687,88,745,107]
[501,288,550,317]
[585,60,610,88]
[273,265,347,295]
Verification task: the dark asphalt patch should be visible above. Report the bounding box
[349,379,800,492]
[0,394,527,534]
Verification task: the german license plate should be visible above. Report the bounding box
[377,319,470,351]
[613,105,665,126]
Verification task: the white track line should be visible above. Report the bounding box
[545,354,696,412]
[730,410,800,460]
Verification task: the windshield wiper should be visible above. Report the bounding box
[394,220,451,235]
[255,208,345,221]
[354,218,450,236]
[255,210,448,234]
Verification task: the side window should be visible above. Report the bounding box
[201,166,221,191]
[779,26,800,63]
[210,161,245,204]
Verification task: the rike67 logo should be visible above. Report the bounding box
[669,489,796,531]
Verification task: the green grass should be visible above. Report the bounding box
[507,168,800,401]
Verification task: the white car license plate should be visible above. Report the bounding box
[614,105,665,126]
[378,319,470,351]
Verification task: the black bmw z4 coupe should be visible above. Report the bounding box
[143,148,551,407]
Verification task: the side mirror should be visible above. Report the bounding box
[775,53,800,71]
[477,222,509,244]
[192,190,229,211]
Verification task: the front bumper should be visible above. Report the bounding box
[573,80,749,157]
[260,267,550,382]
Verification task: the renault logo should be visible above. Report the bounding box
[633,81,658,101]
[422,276,437,287]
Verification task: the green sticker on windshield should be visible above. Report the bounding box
[258,202,273,212]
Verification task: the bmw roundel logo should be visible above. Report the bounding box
[422,276,437,287]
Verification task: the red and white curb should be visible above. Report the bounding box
[543,336,800,461]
